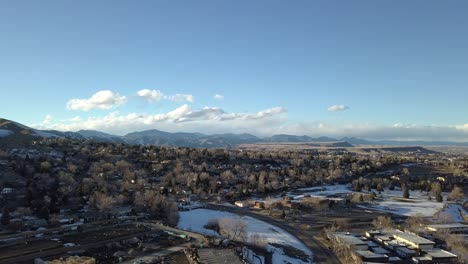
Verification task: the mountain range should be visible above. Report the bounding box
[1,118,467,148]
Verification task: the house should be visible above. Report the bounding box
[392,230,435,250]
[234,201,249,208]
[254,201,265,209]
[23,217,48,228]
[0,187,14,195]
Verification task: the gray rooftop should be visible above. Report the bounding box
[425,249,458,258]
[330,232,368,245]
[355,250,388,259]
[426,223,467,229]
[392,230,435,245]
[375,235,392,241]
[396,247,416,254]
[372,247,390,254]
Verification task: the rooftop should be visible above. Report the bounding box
[354,250,388,259]
[425,249,458,259]
[371,247,390,254]
[395,247,416,254]
[426,223,467,229]
[392,230,435,245]
[330,232,368,245]
[374,235,392,241]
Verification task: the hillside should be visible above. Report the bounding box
[0,118,59,147]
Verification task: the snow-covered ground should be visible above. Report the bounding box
[360,188,449,217]
[288,184,453,218]
[243,247,265,264]
[434,203,468,222]
[287,184,353,200]
[265,183,454,218]
[177,209,314,264]
[0,129,13,138]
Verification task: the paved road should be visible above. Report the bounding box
[205,203,341,264]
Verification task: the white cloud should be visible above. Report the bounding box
[166,94,194,103]
[42,114,53,125]
[66,90,127,111]
[214,94,224,101]
[137,89,194,103]
[32,105,287,135]
[455,124,468,131]
[137,89,164,102]
[70,116,82,122]
[327,104,350,112]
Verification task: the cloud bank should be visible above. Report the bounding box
[32,90,468,141]
[33,105,288,135]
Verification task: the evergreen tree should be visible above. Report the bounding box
[403,186,410,199]
[38,206,50,221]
[435,191,443,202]
[1,206,10,226]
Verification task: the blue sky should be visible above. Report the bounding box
[1,1,467,140]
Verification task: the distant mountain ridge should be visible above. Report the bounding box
[1,117,467,148]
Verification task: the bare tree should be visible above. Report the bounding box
[92,192,114,212]
[218,217,248,241]
[447,186,464,201]
[372,216,393,230]
[406,214,425,232]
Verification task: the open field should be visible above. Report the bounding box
[425,145,468,154]
[234,143,436,154]
[177,208,314,264]
[235,142,352,151]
